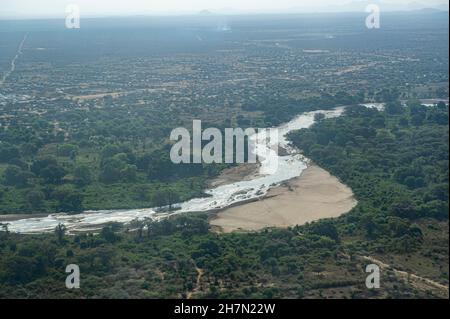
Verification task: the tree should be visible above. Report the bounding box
[94,246,115,270]
[144,218,154,238]
[31,157,56,175]
[101,144,121,159]
[99,156,129,184]
[408,100,427,126]
[121,164,138,182]
[152,190,168,208]
[26,190,45,210]
[385,101,404,115]
[152,190,180,210]
[309,220,340,242]
[2,165,31,187]
[134,184,151,201]
[360,214,377,239]
[4,255,41,284]
[166,190,180,210]
[391,200,417,219]
[129,219,145,240]
[100,223,121,243]
[73,165,92,186]
[0,222,10,239]
[0,142,20,163]
[40,165,67,184]
[99,162,122,184]
[57,144,79,157]
[55,223,67,244]
[436,101,447,110]
[53,185,84,213]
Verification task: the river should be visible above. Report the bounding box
[6,105,378,234]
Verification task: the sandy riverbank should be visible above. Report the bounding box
[210,165,357,233]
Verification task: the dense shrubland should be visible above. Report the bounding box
[0,90,376,214]
[0,101,447,299]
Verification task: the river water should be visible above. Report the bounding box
[7,107,349,234]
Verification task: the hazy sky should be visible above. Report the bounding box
[1,0,449,18]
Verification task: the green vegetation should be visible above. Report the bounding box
[1,12,448,216]
[0,136,226,213]
[0,12,448,299]
[0,90,387,215]
[289,101,449,224]
[0,102,447,299]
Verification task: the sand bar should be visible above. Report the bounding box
[210,165,357,233]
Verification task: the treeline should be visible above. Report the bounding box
[0,140,225,213]
[289,101,449,242]
[1,208,446,298]
[242,91,365,126]
[0,100,448,299]
[0,215,353,298]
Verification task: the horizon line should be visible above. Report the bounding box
[0,7,448,21]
